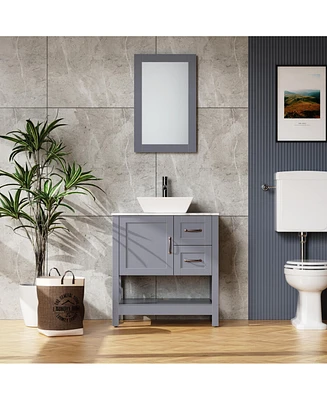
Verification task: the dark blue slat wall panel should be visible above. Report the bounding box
[249,37,327,320]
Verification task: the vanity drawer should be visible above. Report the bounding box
[173,216,211,245]
[174,246,211,275]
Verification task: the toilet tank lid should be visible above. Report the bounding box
[275,171,327,180]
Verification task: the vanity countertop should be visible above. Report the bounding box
[111,213,220,216]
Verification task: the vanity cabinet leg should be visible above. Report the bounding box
[112,281,120,327]
[112,277,121,327]
[112,309,119,327]
[112,217,121,327]
[212,312,219,327]
[211,215,219,327]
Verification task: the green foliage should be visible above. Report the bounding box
[0,190,33,223]
[0,162,38,190]
[0,119,66,161]
[45,139,69,168]
[61,162,101,200]
[0,118,103,280]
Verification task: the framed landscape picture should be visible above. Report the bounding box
[277,66,326,142]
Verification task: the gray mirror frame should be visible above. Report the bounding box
[134,54,197,153]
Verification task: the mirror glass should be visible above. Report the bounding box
[142,62,189,145]
[134,54,196,153]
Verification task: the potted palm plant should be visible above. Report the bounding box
[0,118,102,326]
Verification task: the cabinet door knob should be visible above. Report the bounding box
[184,229,202,233]
[184,259,203,263]
[168,237,172,254]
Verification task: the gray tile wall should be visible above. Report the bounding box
[0,36,248,320]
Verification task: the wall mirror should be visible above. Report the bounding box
[134,54,197,153]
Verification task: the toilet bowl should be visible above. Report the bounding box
[284,260,327,330]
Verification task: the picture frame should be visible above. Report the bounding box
[276,65,326,142]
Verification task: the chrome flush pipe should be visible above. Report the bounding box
[299,232,307,262]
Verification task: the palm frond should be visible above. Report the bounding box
[0,162,38,190]
[44,139,69,168]
[0,118,66,161]
[0,190,32,221]
[60,162,104,200]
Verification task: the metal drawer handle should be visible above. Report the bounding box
[184,259,203,263]
[168,236,172,254]
[184,229,203,233]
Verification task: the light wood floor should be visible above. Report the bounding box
[1,319,327,363]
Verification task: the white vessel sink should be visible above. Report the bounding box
[137,197,193,213]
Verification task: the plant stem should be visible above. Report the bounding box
[18,217,36,254]
[34,236,47,282]
[33,150,48,278]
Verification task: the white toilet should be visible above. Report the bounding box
[284,260,327,330]
[276,171,327,330]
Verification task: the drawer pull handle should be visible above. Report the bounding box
[184,229,202,233]
[168,236,172,254]
[184,259,203,263]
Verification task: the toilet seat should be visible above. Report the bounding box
[285,260,327,270]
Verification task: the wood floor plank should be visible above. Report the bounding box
[0,319,327,363]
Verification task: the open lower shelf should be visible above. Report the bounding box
[121,298,212,304]
[118,298,213,316]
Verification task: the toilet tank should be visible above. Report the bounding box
[275,171,327,232]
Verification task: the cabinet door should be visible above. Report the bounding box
[119,216,174,275]
[174,246,212,275]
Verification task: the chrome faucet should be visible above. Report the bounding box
[162,176,168,197]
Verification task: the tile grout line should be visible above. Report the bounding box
[155,153,157,197]
[0,106,248,110]
[46,37,48,112]
[154,36,158,310]
[60,214,249,218]
[154,152,157,309]
[155,35,158,309]
[47,106,136,109]
[46,36,49,274]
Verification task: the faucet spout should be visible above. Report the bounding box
[162,176,168,197]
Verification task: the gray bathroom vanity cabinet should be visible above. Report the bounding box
[112,213,219,326]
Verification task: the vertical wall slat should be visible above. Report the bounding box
[249,37,327,320]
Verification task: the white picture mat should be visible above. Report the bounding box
[141,62,189,145]
[277,66,326,141]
